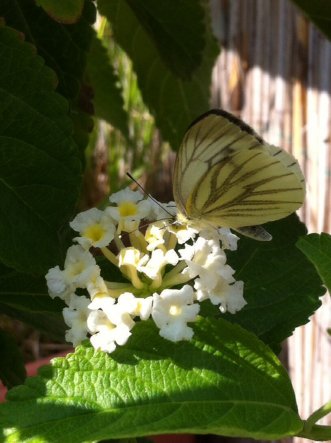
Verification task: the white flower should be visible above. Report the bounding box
[63,245,100,288]
[209,280,246,314]
[196,227,240,251]
[109,188,144,204]
[150,200,177,221]
[168,221,198,244]
[87,309,133,353]
[152,285,200,342]
[106,187,154,232]
[45,266,69,299]
[45,246,100,299]
[104,304,136,329]
[63,294,91,346]
[89,324,132,353]
[180,237,227,286]
[116,292,153,320]
[70,208,116,249]
[218,228,240,251]
[179,236,245,313]
[118,247,146,288]
[137,248,178,280]
[88,296,116,312]
[86,275,110,300]
[145,221,167,251]
[119,247,144,267]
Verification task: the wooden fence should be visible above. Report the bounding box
[210,0,331,442]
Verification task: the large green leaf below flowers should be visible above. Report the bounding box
[0,318,303,442]
[223,214,325,349]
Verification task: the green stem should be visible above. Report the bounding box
[114,232,125,252]
[298,402,331,441]
[298,424,331,441]
[162,261,187,280]
[101,247,118,266]
[165,231,178,251]
[149,273,163,291]
[305,402,331,432]
[162,262,192,288]
[129,230,147,253]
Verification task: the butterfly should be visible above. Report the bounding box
[173,109,305,241]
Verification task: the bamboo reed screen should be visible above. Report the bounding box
[210,0,331,442]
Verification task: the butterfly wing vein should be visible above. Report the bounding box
[173,111,305,229]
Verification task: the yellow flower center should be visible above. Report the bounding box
[79,311,88,322]
[69,262,85,276]
[118,201,138,217]
[169,305,182,316]
[92,291,109,299]
[84,224,104,242]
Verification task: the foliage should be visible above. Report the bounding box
[225,215,325,349]
[97,0,219,149]
[0,25,81,275]
[86,30,129,139]
[0,1,330,442]
[35,0,85,24]
[0,321,302,442]
[297,233,331,293]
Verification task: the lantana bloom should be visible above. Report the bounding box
[46,186,245,354]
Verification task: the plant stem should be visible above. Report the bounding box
[298,402,331,440]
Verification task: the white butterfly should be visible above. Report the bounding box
[173,110,305,240]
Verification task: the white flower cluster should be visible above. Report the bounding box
[46,188,245,353]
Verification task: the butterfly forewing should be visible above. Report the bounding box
[173,111,262,215]
[173,110,305,229]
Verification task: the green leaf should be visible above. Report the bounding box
[35,0,85,24]
[0,0,96,100]
[98,0,219,149]
[86,31,129,138]
[224,215,325,349]
[0,25,81,274]
[0,0,96,152]
[125,0,205,79]
[0,319,303,442]
[296,233,331,293]
[0,262,66,340]
[0,330,26,389]
[0,263,62,313]
[291,0,331,42]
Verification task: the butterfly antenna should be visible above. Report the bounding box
[126,172,174,218]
